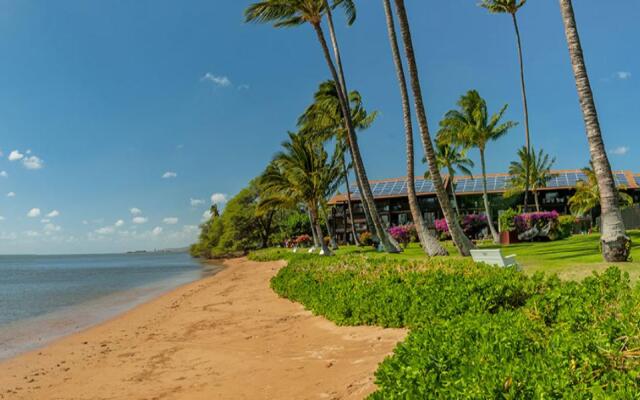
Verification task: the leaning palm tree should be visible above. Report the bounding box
[568,164,633,220]
[386,0,474,256]
[480,0,532,212]
[425,140,475,216]
[260,131,342,256]
[439,90,517,243]
[558,0,631,262]
[505,146,556,212]
[382,0,447,256]
[298,80,379,245]
[245,1,400,253]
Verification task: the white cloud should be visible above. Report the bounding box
[190,198,205,207]
[8,150,24,161]
[43,223,61,233]
[27,208,41,218]
[0,171,7,178]
[163,217,179,225]
[611,146,629,155]
[162,171,177,179]
[152,226,163,236]
[0,216,5,221]
[132,216,148,224]
[22,155,44,170]
[202,209,213,222]
[616,71,632,80]
[6,192,15,198]
[40,218,51,223]
[115,219,125,227]
[95,226,116,235]
[25,230,40,237]
[47,210,60,218]
[211,193,228,205]
[238,84,250,91]
[130,207,142,215]
[201,72,232,87]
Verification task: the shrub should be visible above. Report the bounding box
[515,210,559,234]
[359,232,374,247]
[553,215,577,240]
[435,214,488,240]
[499,209,519,232]
[388,225,411,248]
[294,234,312,247]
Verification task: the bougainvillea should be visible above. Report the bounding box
[294,234,312,247]
[388,225,411,247]
[514,211,559,233]
[434,214,488,239]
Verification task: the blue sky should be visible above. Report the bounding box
[0,0,637,254]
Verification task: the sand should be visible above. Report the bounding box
[0,258,406,400]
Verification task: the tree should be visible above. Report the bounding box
[480,0,532,212]
[568,165,633,219]
[377,0,448,256]
[387,0,474,256]
[260,131,342,256]
[440,90,517,243]
[245,0,401,253]
[298,80,378,246]
[425,141,475,216]
[505,147,556,212]
[558,0,631,262]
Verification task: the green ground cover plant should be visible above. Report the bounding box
[251,235,640,398]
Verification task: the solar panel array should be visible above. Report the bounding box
[346,172,635,199]
[349,178,436,198]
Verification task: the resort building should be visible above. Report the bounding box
[328,170,640,243]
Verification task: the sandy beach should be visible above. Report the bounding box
[0,257,406,400]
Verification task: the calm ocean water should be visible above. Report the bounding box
[0,252,215,359]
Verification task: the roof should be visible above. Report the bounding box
[328,169,639,205]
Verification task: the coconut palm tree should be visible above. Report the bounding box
[245,0,400,253]
[387,0,474,256]
[480,0,532,212]
[381,0,448,256]
[260,131,342,256]
[558,0,631,262]
[298,80,379,245]
[505,146,556,212]
[568,164,633,220]
[439,90,517,243]
[425,141,475,216]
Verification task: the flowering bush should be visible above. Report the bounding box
[294,234,312,247]
[388,225,411,248]
[434,214,488,240]
[514,211,559,233]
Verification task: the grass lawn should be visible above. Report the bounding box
[322,230,640,282]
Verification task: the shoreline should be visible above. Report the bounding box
[0,260,224,362]
[0,257,405,399]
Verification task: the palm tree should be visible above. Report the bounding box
[387,0,474,256]
[568,165,633,220]
[245,0,401,253]
[425,141,475,216]
[505,146,556,212]
[382,0,447,256]
[260,131,342,256]
[298,80,379,246]
[558,0,631,262]
[439,90,517,243]
[480,0,532,212]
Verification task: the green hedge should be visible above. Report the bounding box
[264,253,640,398]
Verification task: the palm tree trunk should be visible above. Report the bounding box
[311,20,400,253]
[307,208,320,249]
[558,0,630,262]
[534,190,540,212]
[392,0,474,256]
[341,153,360,245]
[320,202,339,250]
[512,13,532,213]
[382,0,447,256]
[480,149,500,243]
[448,167,461,216]
[310,205,332,256]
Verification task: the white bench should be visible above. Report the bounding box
[470,249,518,268]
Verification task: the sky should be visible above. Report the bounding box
[0,0,637,254]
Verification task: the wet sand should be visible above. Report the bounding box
[0,257,406,399]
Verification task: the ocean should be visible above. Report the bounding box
[0,252,216,360]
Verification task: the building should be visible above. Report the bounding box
[328,170,640,243]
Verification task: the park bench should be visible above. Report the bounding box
[470,249,519,269]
